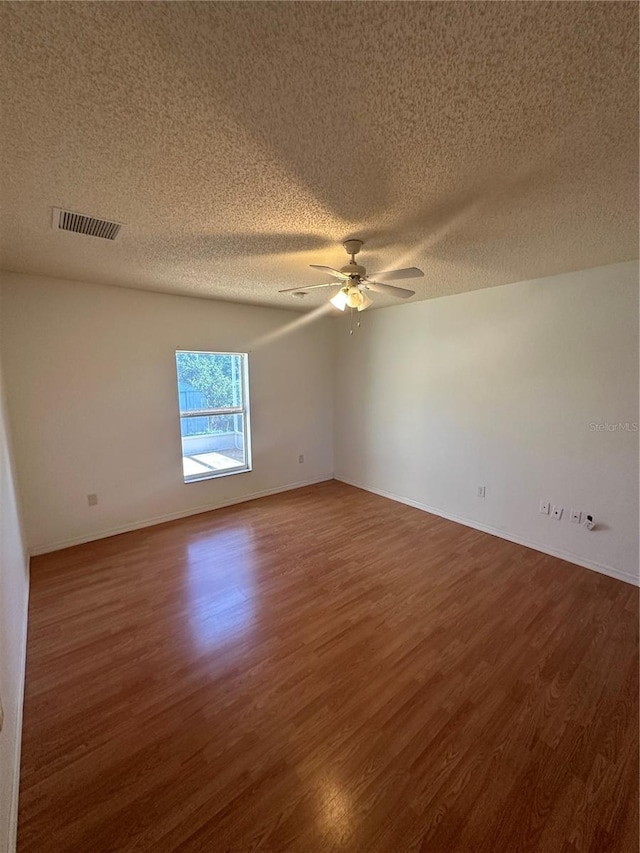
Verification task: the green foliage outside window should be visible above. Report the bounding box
[177,352,242,434]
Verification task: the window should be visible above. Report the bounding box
[175,351,251,483]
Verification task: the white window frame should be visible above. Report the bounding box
[176,350,252,483]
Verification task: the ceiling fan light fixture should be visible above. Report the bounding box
[346,285,364,309]
[279,239,422,314]
[330,289,348,311]
[357,291,372,311]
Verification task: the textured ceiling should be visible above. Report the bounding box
[0,2,637,312]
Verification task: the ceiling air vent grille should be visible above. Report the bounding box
[53,207,123,241]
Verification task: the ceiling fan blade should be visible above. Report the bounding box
[364,281,415,299]
[366,267,424,281]
[309,264,350,280]
[278,282,342,293]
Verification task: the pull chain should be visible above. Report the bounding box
[348,308,362,336]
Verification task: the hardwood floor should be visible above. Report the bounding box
[19,481,638,852]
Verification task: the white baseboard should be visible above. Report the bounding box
[6,562,29,853]
[29,475,333,556]
[335,476,639,588]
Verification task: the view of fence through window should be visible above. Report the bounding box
[175,351,251,482]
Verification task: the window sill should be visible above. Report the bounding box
[183,466,252,485]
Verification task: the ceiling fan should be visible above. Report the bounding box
[279,239,423,311]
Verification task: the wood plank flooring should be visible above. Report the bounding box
[19,480,639,852]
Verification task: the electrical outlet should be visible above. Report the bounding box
[539,500,550,515]
[570,509,581,524]
[477,486,486,498]
[298,454,304,464]
[551,506,563,521]
[87,494,98,506]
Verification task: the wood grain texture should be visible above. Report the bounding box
[18,481,639,852]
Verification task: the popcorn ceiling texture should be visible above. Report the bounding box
[0,2,637,312]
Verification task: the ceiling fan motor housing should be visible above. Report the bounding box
[340,261,366,277]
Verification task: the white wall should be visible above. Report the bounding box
[0,273,334,553]
[0,311,29,853]
[334,261,639,585]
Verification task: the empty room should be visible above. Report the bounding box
[0,2,638,852]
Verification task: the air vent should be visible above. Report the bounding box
[52,207,123,241]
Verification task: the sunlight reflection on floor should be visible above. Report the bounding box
[186,526,257,651]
